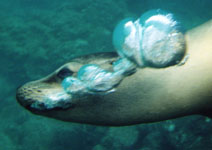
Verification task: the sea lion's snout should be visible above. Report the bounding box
[16,82,41,109]
[16,62,84,111]
[16,80,74,111]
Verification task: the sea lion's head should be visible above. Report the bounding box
[16,53,133,126]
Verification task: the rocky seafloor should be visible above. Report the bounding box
[0,0,212,149]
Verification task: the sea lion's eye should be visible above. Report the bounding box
[57,67,74,79]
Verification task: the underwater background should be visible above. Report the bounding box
[0,0,212,149]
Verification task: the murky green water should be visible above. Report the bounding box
[0,0,212,149]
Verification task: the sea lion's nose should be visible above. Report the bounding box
[16,81,75,111]
[16,84,35,109]
[16,85,29,107]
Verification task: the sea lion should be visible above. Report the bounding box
[16,20,212,126]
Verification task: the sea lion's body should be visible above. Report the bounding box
[16,20,212,126]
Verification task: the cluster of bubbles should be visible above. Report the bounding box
[62,9,186,99]
[62,58,136,98]
[113,9,185,68]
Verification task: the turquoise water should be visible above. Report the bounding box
[0,0,212,149]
